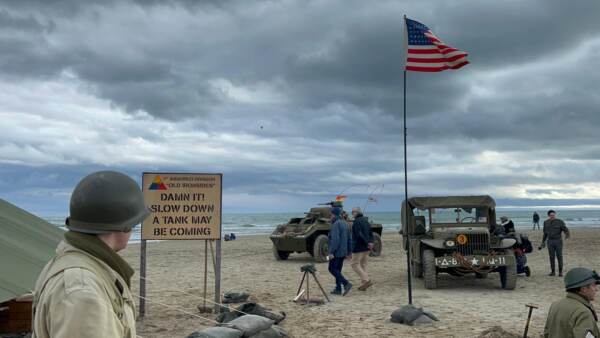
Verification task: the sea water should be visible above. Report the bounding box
[44,208,600,243]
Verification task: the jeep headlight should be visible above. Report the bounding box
[444,239,456,247]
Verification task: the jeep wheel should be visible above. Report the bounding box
[423,249,437,289]
[313,234,329,263]
[500,249,517,290]
[272,245,290,261]
[369,233,382,257]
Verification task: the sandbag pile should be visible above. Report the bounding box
[476,326,520,338]
[187,315,289,338]
[217,302,286,324]
[222,292,250,304]
[390,304,439,326]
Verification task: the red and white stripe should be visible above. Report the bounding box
[406,31,469,72]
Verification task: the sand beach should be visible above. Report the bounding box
[123,228,600,338]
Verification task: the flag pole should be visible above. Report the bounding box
[403,14,413,306]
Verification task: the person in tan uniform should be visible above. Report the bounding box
[32,171,150,338]
[350,207,374,291]
[544,267,600,338]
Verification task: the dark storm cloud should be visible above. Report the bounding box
[437,0,600,69]
[4,0,597,124]
[0,8,52,32]
[2,0,600,213]
[0,0,462,119]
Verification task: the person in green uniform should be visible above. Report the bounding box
[539,210,570,276]
[544,267,600,338]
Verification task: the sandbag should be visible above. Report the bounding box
[390,304,422,324]
[238,303,285,324]
[271,326,289,337]
[217,311,239,324]
[223,292,250,304]
[217,303,286,324]
[250,325,289,338]
[422,310,439,321]
[221,315,274,337]
[411,314,435,325]
[186,327,243,338]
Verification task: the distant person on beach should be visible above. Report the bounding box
[32,171,150,338]
[328,206,353,296]
[350,207,374,291]
[533,211,541,230]
[539,210,570,277]
[500,216,515,235]
[543,267,599,338]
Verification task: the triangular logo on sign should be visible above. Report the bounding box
[149,175,168,190]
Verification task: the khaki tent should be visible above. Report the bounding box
[0,199,63,303]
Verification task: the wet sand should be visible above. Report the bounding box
[122,228,600,338]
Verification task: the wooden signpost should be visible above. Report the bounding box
[139,173,223,317]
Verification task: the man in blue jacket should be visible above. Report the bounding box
[328,206,353,295]
[351,207,374,291]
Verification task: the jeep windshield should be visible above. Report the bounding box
[416,207,488,225]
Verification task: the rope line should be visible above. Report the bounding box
[139,276,253,317]
[133,294,219,324]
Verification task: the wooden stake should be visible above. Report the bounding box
[139,239,147,318]
[203,240,208,311]
[214,239,222,313]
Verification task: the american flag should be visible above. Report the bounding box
[405,18,468,72]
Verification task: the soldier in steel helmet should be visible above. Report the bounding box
[32,171,150,338]
[544,267,600,338]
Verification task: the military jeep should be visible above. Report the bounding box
[401,195,517,290]
[270,205,383,263]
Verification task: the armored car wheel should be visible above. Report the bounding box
[423,249,437,289]
[313,234,329,263]
[369,233,382,257]
[272,245,290,261]
[500,249,517,290]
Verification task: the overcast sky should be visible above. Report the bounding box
[2,0,600,215]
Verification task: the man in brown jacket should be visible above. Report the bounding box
[32,171,150,338]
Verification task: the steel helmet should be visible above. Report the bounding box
[564,267,600,290]
[66,171,150,233]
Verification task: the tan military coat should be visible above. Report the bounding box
[32,241,136,338]
[544,292,600,338]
